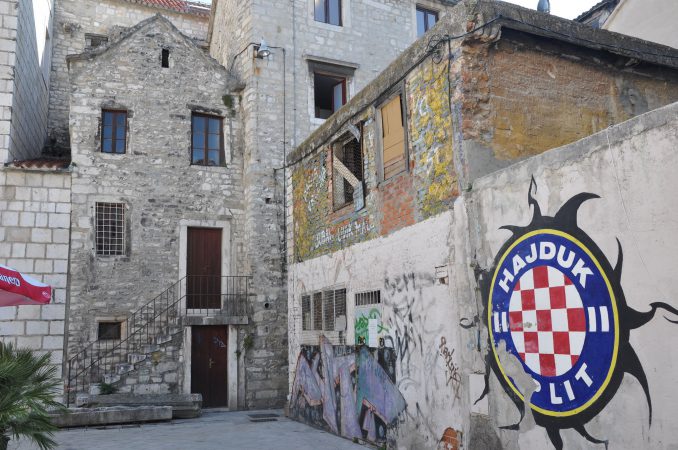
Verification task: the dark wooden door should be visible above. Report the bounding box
[187,228,222,309]
[191,326,228,407]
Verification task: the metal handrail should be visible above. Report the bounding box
[65,275,250,406]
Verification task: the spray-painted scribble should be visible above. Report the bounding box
[290,335,406,444]
[439,337,461,398]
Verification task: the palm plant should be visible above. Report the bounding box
[0,342,64,450]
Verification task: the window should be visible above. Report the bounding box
[314,72,346,119]
[416,6,438,36]
[101,110,127,154]
[85,33,108,50]
[191,114,224,166]
[332,135,362,210]
[161,48,170,68]
[98,322,122,340]
[95,202,126,256]
[380,95,406,179]
[314,0,341,26]
[355,290,381,306]
[302,288,347,331]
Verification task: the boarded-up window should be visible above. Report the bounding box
[381,95,406,179]
[332,136,363,209]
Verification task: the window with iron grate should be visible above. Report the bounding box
[302,288,347,331]
[355,290,381,306]
[332,135,362,209]
[95,202,126,256]
[302,295,312,330]
[312,292,323,330]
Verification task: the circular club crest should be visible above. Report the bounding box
[489,229,619,417]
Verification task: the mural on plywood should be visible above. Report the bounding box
[290,335,406,444]
[475,178,678,449]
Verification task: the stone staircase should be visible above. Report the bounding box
[66,276,250,406]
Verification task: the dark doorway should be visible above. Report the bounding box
[191,326,228,407]
[187,227,222,309]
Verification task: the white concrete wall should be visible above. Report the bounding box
[604,0,678,49]
[466,101,678,449]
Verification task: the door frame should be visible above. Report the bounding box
[178,219,232,313]
[183,325,239,409]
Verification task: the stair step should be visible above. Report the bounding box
[116,363,134,375]
[104,374,121,384]
[155,335,172,345]
[128,353,148,364]
[142,344,160,353]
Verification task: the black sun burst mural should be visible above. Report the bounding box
[473,178,678,449]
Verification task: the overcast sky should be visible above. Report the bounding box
[190,0,601,21]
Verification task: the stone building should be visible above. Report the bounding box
[287,1,678,447]
[1,0,466,411]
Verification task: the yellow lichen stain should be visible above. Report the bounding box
[489,104,614,160]
[408,58,458,219]
[422,149,458,218]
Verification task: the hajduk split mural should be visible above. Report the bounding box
[476,178,678,449]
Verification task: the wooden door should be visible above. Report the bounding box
[191,326,228,407]
[187,228,222,309]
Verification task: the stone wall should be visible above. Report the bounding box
[48,0,208,153]
[66,16,242,397]
[0,167,71,380]
[0,0,53,162]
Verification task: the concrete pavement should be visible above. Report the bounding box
[8,409,367,450]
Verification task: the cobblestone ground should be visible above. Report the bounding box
[8,409,366,450]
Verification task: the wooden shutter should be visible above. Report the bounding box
[381,95,405,179]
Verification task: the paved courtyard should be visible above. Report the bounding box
[8,409,365,450]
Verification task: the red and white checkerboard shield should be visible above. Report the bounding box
[508,265,586,377]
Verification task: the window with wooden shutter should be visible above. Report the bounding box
[381,95,406,180]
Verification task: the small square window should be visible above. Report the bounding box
[95,202,126,256]
[314,72,346,119]
[302,289,347,332]
[101,110,127,154]
[314,0,341,26]
[98,322,122,340]
[416,6,438,37]
[86,33,108,50]
[191,113,224,166]
[332,135,363,210]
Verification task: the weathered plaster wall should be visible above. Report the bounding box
[288,100,678,449]
[291,52,460,263]
[468,29,678,166]
[0,167,70,380]
[48,0,207,152]
[288,211,467,448]
[603,0,678,49]
[67,17,242,395]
